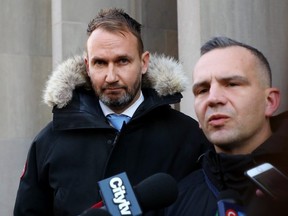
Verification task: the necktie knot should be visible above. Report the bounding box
[107,114,131,131]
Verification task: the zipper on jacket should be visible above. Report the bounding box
[112,132,120,147]
[100,131,120,179]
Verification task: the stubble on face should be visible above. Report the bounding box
[86,29,147,113]
[193,46,272,154]
[95,75,142,111]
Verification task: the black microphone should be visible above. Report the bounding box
[94,172,178,215]
[217,190,246,216]
[133,172,178,212]
[79,208,112,216]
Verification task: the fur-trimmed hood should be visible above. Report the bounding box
[43,53,188,108]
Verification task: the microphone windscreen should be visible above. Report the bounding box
[80,208,112,216]
[133,173,178,212]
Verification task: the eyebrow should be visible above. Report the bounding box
[220,75,250,84]
[192,75,250,92]
[90,54,132,62]
[192,81,209,94]
[90,56,105,63]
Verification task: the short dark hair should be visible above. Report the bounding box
[87,8,144,55]
[201,36,272,86]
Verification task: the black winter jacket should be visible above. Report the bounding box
[14,54,209,216]
[166,111,288,216]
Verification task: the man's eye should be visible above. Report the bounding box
[118,58,129,64]
[228,82,239,87]
[94,60,105,65]
[199,88,208,94]
[194,88,208,96]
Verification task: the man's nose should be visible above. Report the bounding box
[105,64,118,83]
[206,85,227,107]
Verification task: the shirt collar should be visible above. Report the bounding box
[99,91,144,118]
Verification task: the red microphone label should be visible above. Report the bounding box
[225,209,237,216]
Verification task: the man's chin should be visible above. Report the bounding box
[100,97,131,109]
[208,133,232,146]
[104,89,124,95]
[100,93,122,103]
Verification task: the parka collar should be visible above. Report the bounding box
[43,53,188,109]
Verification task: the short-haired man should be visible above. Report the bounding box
[166,36,288,216]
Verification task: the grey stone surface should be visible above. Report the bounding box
[1,0,287,214]
[178,0,288,117]
[0,0,52,214]
[0,0,52,56]
[199,0,288,113]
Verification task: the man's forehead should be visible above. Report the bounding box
[192,71,245,86]
[196,46,254,65]
[193,46,256,80]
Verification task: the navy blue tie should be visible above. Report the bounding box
[107,114,131,131]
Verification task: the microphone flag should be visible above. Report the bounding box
[98,172,142,216]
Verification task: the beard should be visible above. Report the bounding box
[100,89,135,110]
[94,79,142,111]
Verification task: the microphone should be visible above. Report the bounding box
[79,208,112,216]
[133,172,178,212]
[96,172,178,215]
[217,190,246,216]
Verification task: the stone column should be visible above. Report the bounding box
[177,0,288,118]
[0,0,52,214]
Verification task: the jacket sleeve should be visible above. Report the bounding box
[13,139,54,216]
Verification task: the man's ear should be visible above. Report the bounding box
[84,57,90,76]
[141,51,150,75]
[265,87,280,117]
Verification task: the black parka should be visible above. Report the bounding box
[14,54,209,216]
[165,111,288,216]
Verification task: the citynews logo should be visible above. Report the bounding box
[109,176,132,215]
[98,172,142,216]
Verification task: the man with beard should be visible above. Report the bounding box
[165,37,288,215]
[14,8,208,216]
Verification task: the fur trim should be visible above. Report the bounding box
[43,53,188,108]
